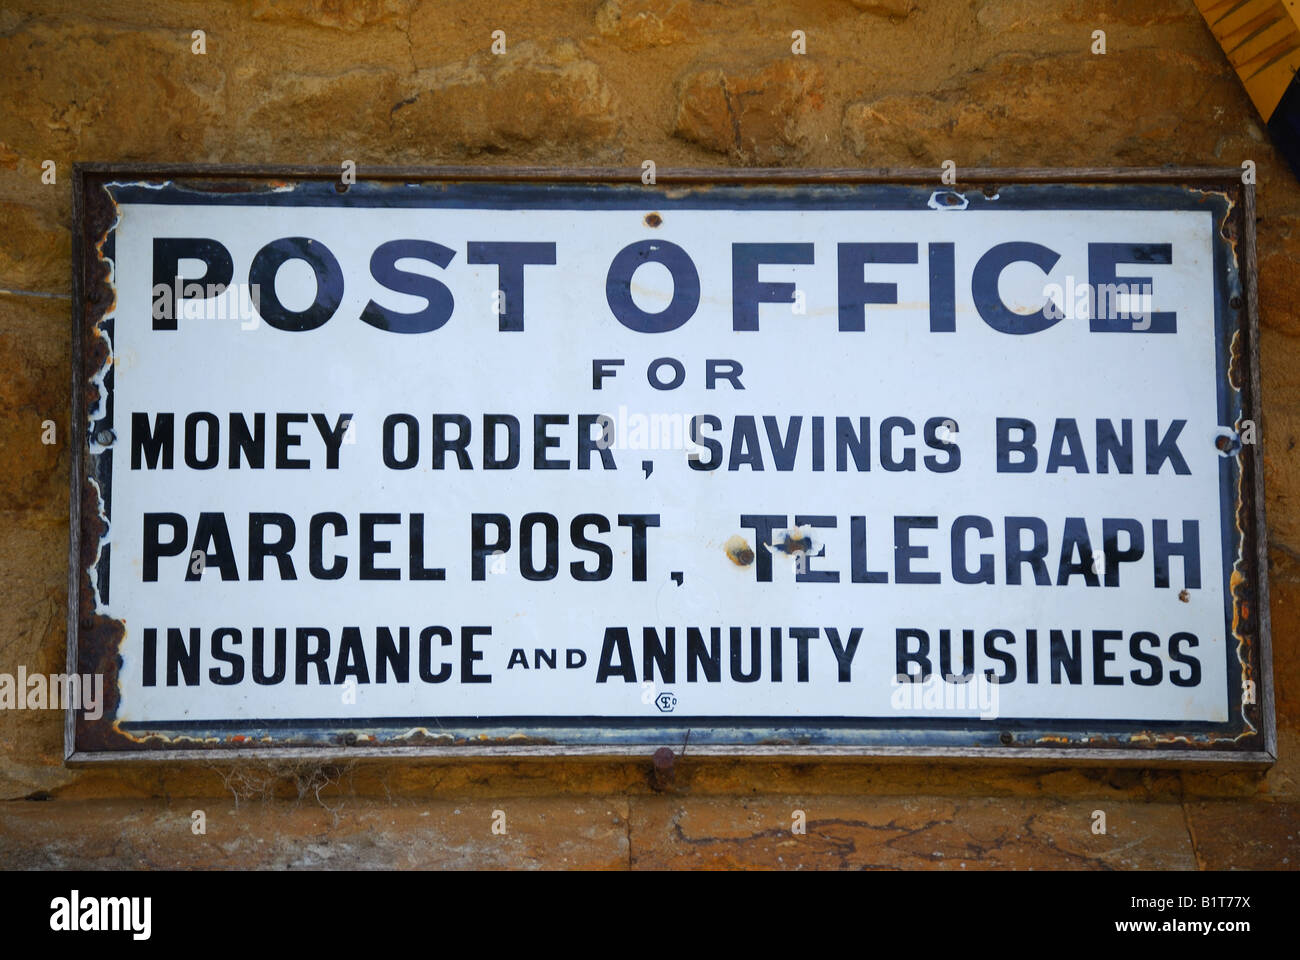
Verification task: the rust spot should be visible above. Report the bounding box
[1179,589,1191,603]
[391,729,556,747]
[774,531,811,555]
[650,746,675,791]
[643,211,662,227]
[724,534,754,566]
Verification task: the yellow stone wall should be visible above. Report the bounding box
[1,0,1296,868]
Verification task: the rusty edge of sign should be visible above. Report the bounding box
[66,166,1276,765]
[68,162,1255,183]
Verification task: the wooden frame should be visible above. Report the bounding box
[67,164,1275,765]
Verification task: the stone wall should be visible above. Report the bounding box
[1,0,1296,869]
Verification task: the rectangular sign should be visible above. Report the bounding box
[69,167,1274,761]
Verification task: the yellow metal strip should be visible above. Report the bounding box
[1196,0,1300,118]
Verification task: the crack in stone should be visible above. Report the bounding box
[719,74,742,157]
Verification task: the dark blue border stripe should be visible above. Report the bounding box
[106,179,1235,212]
[96,178,1251,749]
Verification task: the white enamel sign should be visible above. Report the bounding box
[71,173,1271,759]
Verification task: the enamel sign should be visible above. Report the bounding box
[68,168,1273,761]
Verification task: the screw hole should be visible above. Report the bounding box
[1229,295,1243,310]
[335,181,350,194]
[1214,429,1242,457]
[644,212,662,227]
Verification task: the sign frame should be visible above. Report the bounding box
[67,164,1276,765]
